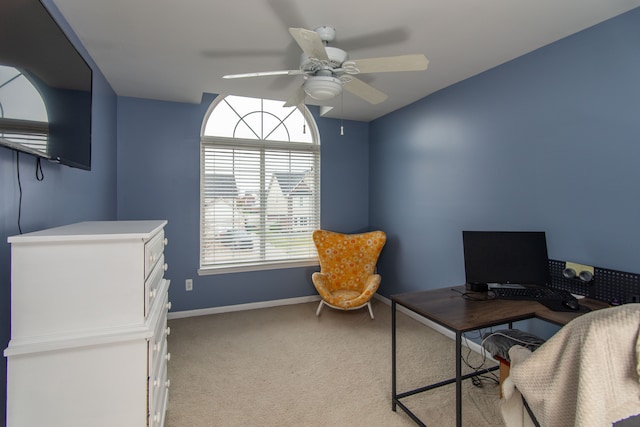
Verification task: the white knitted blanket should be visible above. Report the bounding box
[502,304,640,427]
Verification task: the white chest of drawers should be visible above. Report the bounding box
[4,220,171,427]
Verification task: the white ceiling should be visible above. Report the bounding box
[52,0,640,122]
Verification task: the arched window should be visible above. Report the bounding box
[199,95,320,274]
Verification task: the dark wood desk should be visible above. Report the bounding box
[391,286,609,427]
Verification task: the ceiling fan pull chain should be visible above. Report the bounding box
[340,91,345,136]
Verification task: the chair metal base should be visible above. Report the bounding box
[315,299,374,319]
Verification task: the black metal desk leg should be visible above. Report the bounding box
[456,330,462,427]
[392,300,397,411]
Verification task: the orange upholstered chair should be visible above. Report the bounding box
[312,229,387,319]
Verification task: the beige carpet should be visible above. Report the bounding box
[165,299,504,427]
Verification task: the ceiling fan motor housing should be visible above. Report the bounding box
[300,47,349,73]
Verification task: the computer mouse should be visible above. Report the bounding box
[563,299,580,310]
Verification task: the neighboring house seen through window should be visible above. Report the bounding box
[199,95,320,274]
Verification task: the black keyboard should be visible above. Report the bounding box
[492,286,576,302]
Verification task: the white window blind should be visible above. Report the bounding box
[199,96,320,274]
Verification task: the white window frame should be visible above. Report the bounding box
[198,95,320,275]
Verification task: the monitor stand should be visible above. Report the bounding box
[465,282,488,292]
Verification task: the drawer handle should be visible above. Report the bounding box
[166,301,172,310]
[165,379,171,389]
[166,327,171,336]
[163,263,168,272]
[166,353,171,362]
[164,238,168,246]
[153,413,161,423]
[150,254,156,263]
[149,290,156,299]
[154,342,160,352]
[153,379,160,388]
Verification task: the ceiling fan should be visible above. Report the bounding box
[223,26,429,107]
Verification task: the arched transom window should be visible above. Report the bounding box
[199,95,320,274]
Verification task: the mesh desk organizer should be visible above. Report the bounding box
[548,259,640,305]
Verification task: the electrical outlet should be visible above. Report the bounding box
[185,279,193,291]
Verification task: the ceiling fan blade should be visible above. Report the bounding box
[283,84,305,107]
[343,77,388,105]
[351,54,429,74]
[223,70,303,79]
[289,28,329,61]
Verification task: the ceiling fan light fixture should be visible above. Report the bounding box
[304,76,342,100]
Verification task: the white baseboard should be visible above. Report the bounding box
[168,295,321,319]
[168,293,492,360]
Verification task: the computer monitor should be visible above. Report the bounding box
[462,231,551,287]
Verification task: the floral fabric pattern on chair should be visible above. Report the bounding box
[312,229,387,319]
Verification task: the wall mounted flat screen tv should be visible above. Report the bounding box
[462,231,551,287]
[0,0,92,170]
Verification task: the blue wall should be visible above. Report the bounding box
[0,0,118,421]
[370,8,640,298]
[4,3,640,421]
[116,97,370,312]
